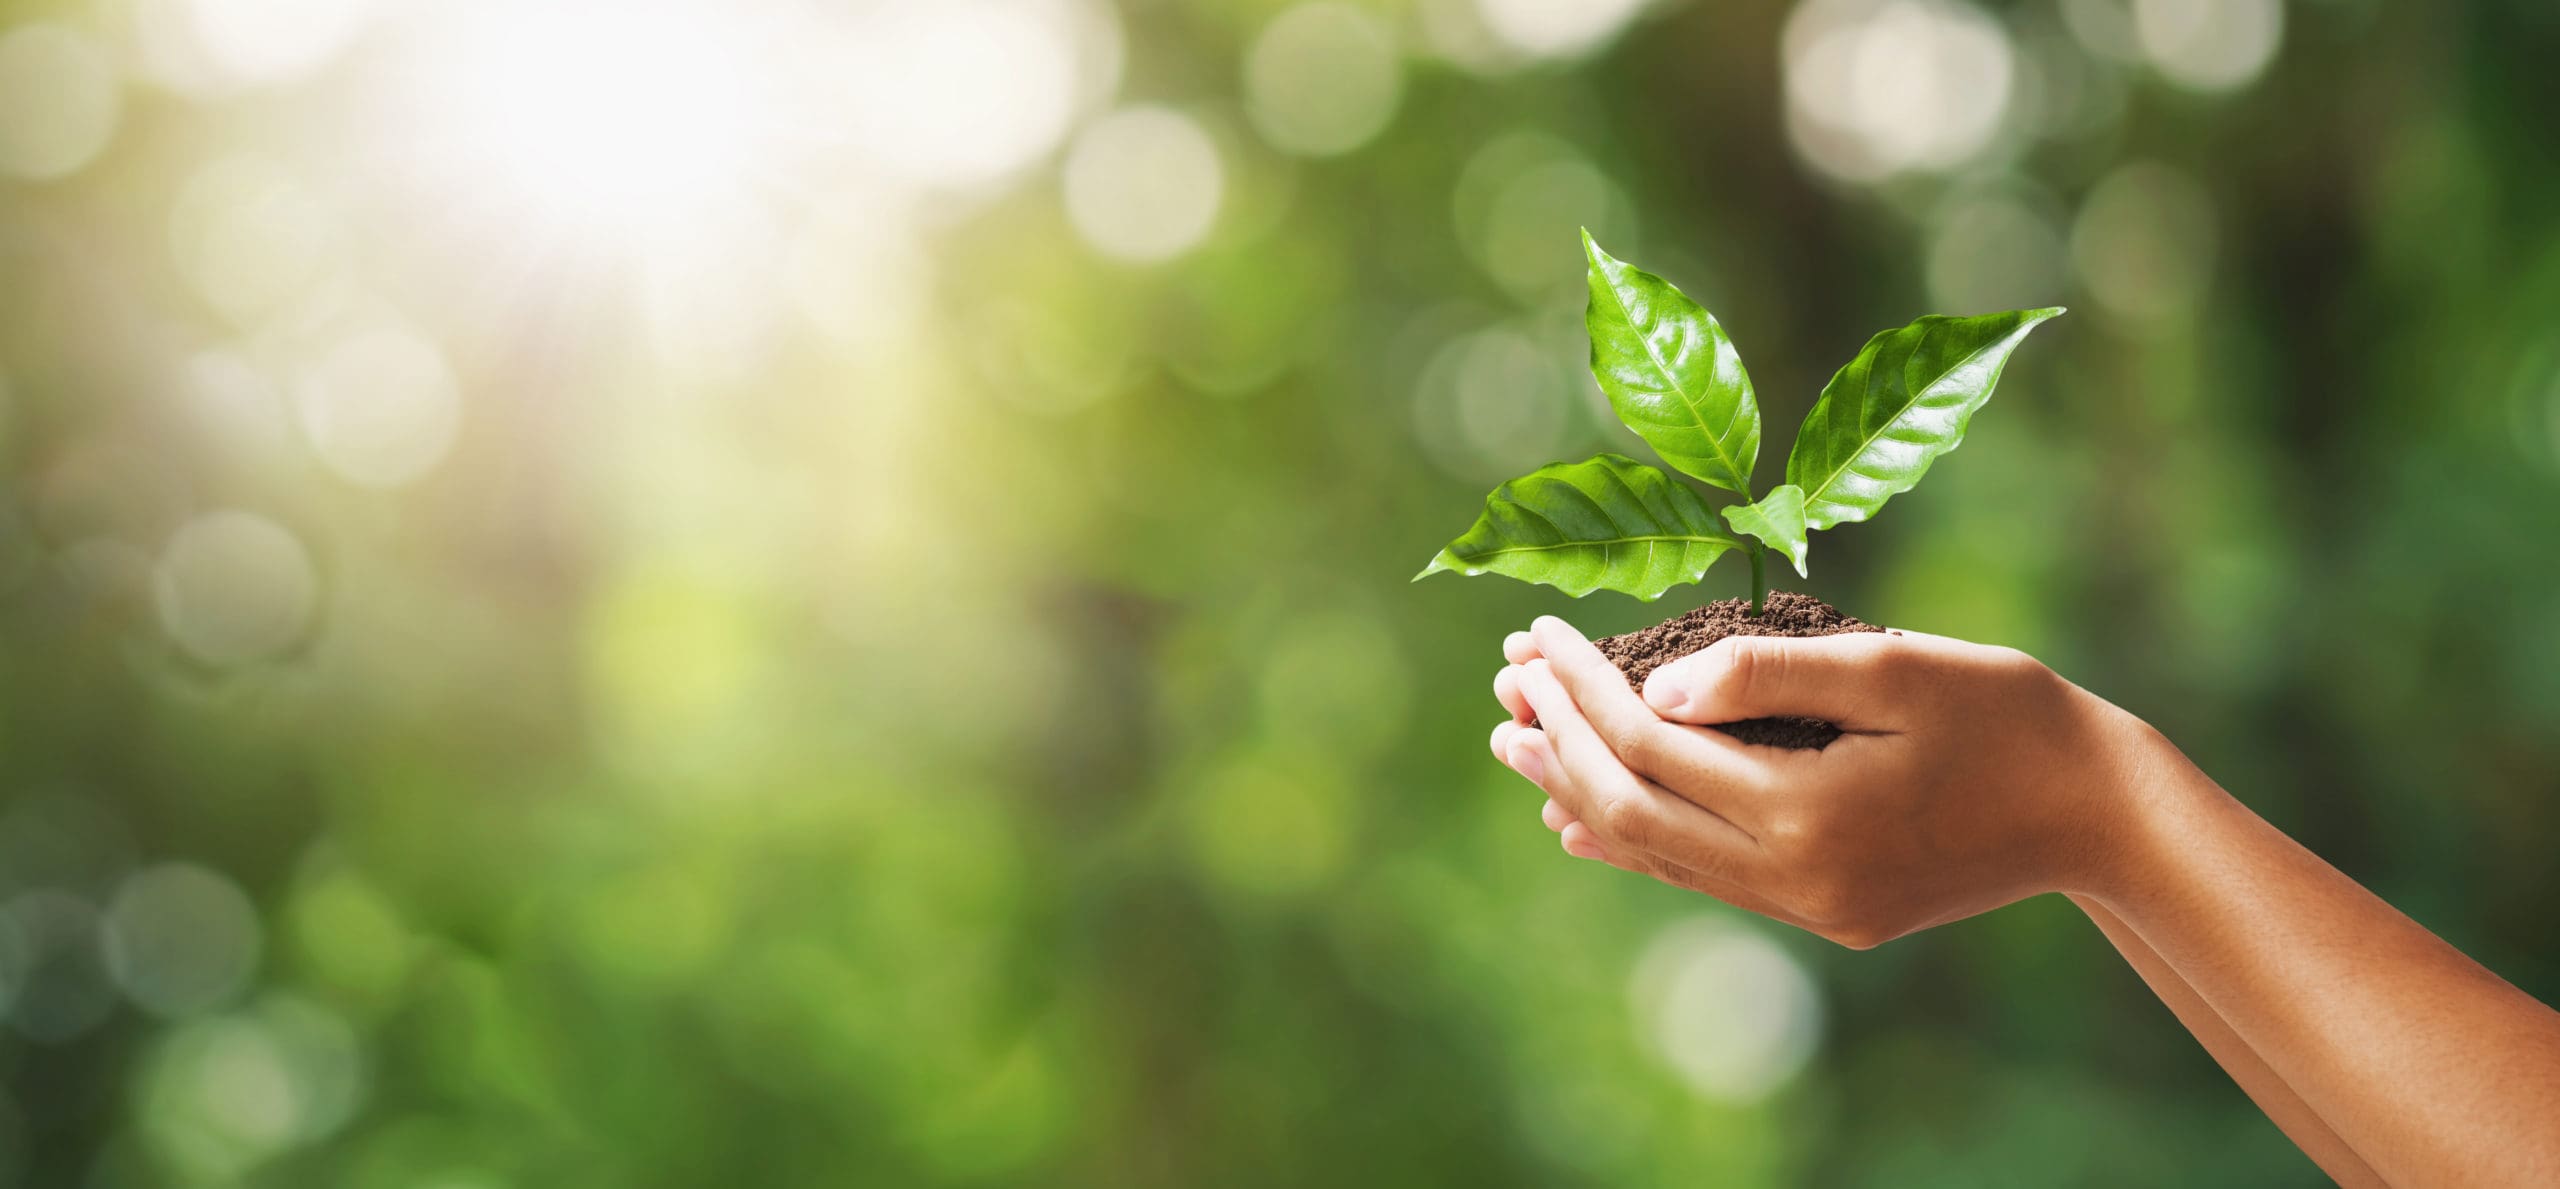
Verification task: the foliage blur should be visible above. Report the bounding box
[3,0,2557,1184]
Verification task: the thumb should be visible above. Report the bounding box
[1641,631,1909,728]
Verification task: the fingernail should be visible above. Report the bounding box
[1509,739,1546,784]
[1565,840,1606,861]
[1642,661,1688,712]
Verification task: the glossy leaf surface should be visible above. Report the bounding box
[1722,484,1810,578]
[1581,230,1759,494]
[1415,454,1742,600]
[1786,308,2064,530]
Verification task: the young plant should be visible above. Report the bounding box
[1417,230,2062,613]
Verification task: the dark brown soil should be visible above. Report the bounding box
[1590,591,1882,750]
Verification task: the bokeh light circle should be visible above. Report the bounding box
[0,24,121,182]
[1928,187,2070,312]
[1453,132,1638,303]
[291,325,462,488]
[1063,106,1224,264]
[166,155,342,329]
[103,863,263,1018]
[832,0,1101,192]
[1244,4,1404,158]
[1784,0,2015,183]
[141,994,366,1180]
[1,890,116,1043]
[153,510,319,667]
[1630,915,1824,1103]
[1411,322,1574,482]
[2071,160,2217,324]
[1474,0,1649,60]
[2133,0,2281,93]
[171,350,297,468]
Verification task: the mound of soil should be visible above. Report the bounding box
[1591,591,1882,750]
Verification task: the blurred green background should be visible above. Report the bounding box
[3,0,2558,1183]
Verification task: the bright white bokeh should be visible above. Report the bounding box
[830,0,1117,193]
[2071,160,2217,324]
[1474,0,1651,60]
[154,510,319,666]
[1784,0,2016,183]
[1245,4,1404,158]
[2133,0,2282,93]
[291,325,461,488]
[0,24,121,181]
[166,155,343,330]
[103,863,263,1018]
[406,0,774,239]
[139,0,383,91]
[1064,107,1225,264]
[1630,915,1824,1103]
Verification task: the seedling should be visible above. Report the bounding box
[1417,231,2061,614]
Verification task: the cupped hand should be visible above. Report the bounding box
[1490,615,2171,948]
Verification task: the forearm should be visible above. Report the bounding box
[2089,755,2560,1186]
[2070,894,2385,1188]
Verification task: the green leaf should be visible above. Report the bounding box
[1414,454,1743,600]
[1581,230,1759,495]
[1786,308,2065,531]
[1722,484,1810,579]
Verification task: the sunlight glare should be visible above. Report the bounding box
[413,0,774,240]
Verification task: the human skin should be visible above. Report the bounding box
[1488,615,2560,1188]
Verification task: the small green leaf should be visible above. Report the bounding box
[1581,230,1759,495]
[1415,454,1743,600]
[1786,308,2064,531]
[1723,484,1810,579]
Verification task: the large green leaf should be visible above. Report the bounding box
[1786,308,2064,531]
[1722,484,1810,579]
[1414,454,1743,600]
[1581,230,1759,494]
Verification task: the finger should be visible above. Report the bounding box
[1491,719,1525,765]
[1514,659,1767,880]
[1503,725,1552,789]
[1502,631,1539,666]
[1640,630,1915,730]
[1558,820,1610,862]
[1494,664,1531,722]
[1527,616,1770,820]
[1540,798,1573,832]
[1555,811,1822,932]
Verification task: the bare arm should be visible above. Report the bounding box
[2071,894,2386,1188]
[2091,756,2560,1187]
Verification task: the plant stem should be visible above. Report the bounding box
[1747,545,1766,616]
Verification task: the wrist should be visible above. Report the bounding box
[2069,708,2233,912]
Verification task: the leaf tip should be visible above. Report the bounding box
[1412,554,1453,582]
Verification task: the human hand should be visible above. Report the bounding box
[1489,616,2179,947]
